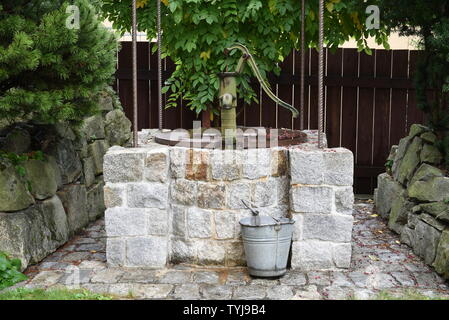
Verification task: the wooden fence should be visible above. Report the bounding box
[113,42,426,194]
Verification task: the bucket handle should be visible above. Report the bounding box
[241,199,282,230]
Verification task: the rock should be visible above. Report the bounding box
[433,230,449,279]
[392,136,412,177]
[98,92,114,112]
[197,241,226,265]
[0,196,68,270]
[421,131,437,144]
[395,136,423,185]
[302,214,353,242]
[290,185,334,214]
[401,216,442,265]
[81,156,96,188]
[226,182,251,209]
[127,183,168,209]
[79,115,105,141]
[253,179,277,207]
[54,123,76,141]
[144,148,169,183]
[170,238,197,263]
[420,144,443,165]
[214,211,235,239]
[387,145,398,161]
[291,240,334,270]
[23,159,58,200]
[171,179,197,206]
[409,163,444,186]
[103,183,125,208]
[375,173,404,218]
[47,156,62,189]
[105,208,147,237]
[409,124,429,138]
[57,184,88,236]
[419,202,449,223]
[408,176,449,202]
[88,140,110,175]
[197,182,225,209]
[126,236,168,268]
[46,138,82,184]
[104,110,132,146]
[104,149,145,183]
[0,166,35,212]
[187,208,212,238]
[86,181,105,222]
[1,127,31,154]
[388,191,415,234]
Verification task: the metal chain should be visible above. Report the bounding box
[132,0,138,147]
[300,0,305,131]
[157,0,163,130]
[318,0,324,148]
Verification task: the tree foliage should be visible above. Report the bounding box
[0,0,118,124]
[379,0,449,166]
[101,0,390,116]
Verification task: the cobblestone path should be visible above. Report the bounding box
[10,200,449,300]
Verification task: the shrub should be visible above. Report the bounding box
[0,252,27,290]
[0,0,118,125]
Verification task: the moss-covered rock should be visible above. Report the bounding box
[409,163,444,186]
[433,230,449,280]
[388,191,415,234]
[0,166,35,212]
[395,137,423,185]
[23,159,58,200]
[420,202,449,223]
[420,143,443,164]
[408,176,449,202]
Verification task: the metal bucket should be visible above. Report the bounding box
[240,215,295,278]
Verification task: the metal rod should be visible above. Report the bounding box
[157,0,163,130]
[300,0,305,131]
[132,0,138,147]
[318,0,324,148]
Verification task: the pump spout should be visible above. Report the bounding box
[226,43,299,118]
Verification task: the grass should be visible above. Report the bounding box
[372,289,449,300]
[0,288,114,300]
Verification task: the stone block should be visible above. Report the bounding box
[147,208,168,235]
[290,185,334,213]
[126,236,168,268]
[57,184,88,236]
[332,243,352,268]
[187,208,212,238]
[242,149,271,179]
[271,148,288,177]
[292,213,304,241]
[170,238,197,263]
[197,182,225,209]
[211,149,242,181]
[290,149,325,185]
[103,183,125,208]
[323,148,354,186]
[433,230,449,280]
[170,179,197,206]
[185,149,210,180]
[276,177,290,205]
[226,182,251,209]
[225,241,246,266]
[103,149,145,183]
[79,114,105,141]
[24,159,58,200]
[127,183,168,209]
[144,148,169,183]
[171,205,186,237]
[334,186,354,215]
[169,147,187,179]
[106,238,125,267]
[375,173,404,218]
[197,241,226,265]
[302,214,353,242]
[252,179,277,207]
[214,211,235,239]
[46,138,82,184]
[291,240,334,270]
[105,208,147,237]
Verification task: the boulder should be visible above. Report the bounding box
[419,202,449,223]
[98,92,114,112]
[0,196,68,270]
[420,131,437,144]
[388,191,414,234]
[46,138,82,184]
[78,114,105,141]
[88,140,110,175]
[433,230,449,280]
[104,109,132,146]
[401,215,442,265]
[0,166,35,212]
[81,156,96,188]
[409,163,444,186]
[409,124,429,138]
[86,181,105,222]
[392,136,411,178]
[0,127,31,154]
[420,143,443,165]
[57,184,88,236]
[54,123,76,141]
[23,159,58,200]
[375,173,404,218]
[408,176,449,202]
[394,136,423,185]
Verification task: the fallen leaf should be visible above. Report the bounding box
[368,255,380,261]
[370,214,379,218]
[90,250,97,253]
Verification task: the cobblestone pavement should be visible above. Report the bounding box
[10,200,449,300]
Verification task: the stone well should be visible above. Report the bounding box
[103,130,354,271]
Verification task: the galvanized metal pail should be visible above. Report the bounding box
[240,215,295,278]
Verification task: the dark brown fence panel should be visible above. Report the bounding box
[115,42,426,194]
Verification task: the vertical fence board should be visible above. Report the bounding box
[325,49,343,148]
